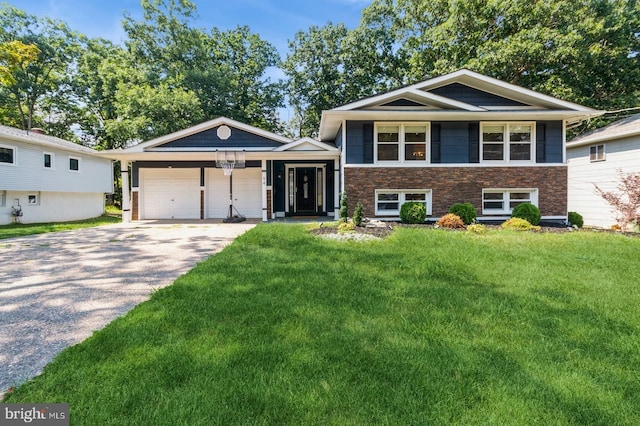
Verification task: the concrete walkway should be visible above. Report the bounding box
[0,221,255,394]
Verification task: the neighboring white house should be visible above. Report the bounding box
[567,113,640,229]
[0,125,113,225]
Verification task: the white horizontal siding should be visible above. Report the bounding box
[0,191,105,225]
[0,139,113,193]
[567,136,640,228]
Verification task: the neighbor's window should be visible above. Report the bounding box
[27,193,39,205]
[44,152,54,169]
[482,189,537,214]
[375,190,431,216]
[589,144,605,162]
[0,190,6,207]
[375,123,429,163]
[481,123,533,162]
[0,144,16,165]
[69,156,80,171]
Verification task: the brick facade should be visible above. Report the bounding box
[131,191,139,220]
[267,189,272,219]
[344,166,567,218]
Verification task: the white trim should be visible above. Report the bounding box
[273,137,339,152]
[68,156,81,172]
[482,188,538,215]
[374,122,430,164]
[0,143,17,166]
[124,117,293,152]
[476,215,567,221]
[43,151,55,170]
[342,163,565,168]
[375,189,432,216]
[480,122,535,164]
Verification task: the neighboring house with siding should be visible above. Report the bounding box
[105,70,599,224]
[0,125,113,225]
[318,69,601,223]
[567,113,640,229]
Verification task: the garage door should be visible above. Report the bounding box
[208,168,262,218]
[141,168,200,219]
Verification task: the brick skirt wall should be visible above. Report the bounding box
[344,166,567,218]
[132,191,139,220]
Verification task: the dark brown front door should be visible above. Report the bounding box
[296,168,316,213]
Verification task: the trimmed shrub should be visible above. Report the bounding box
[339,192,348,223]
[467,223,488,234]
[337,221,355,232]
[449,202,477,225]
[400,202,426,224]
[511,203,541,225]
[501,217,540,231]
[437,213,465,229]
[353,202,364,226]
[568,211,584,228]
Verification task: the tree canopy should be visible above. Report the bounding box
[0,0,638,143]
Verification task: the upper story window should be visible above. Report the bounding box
[481,122,534,163]
[44,152,54,169]
[375,122,429,163]
[69,156,81,172]
[590,144,605,162]
[0,144,16,165]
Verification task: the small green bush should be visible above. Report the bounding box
[437,213,465,229]
[337,221,355,232]
[511,203,541,225]
[400,202,426,224]
[466,223,488,234]
[449,203,477,225]
[501,217,540,231]
[339,192,348,223]
[353,202,364,226]
[568,211,584,228]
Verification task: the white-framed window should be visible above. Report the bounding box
[0,190,5,207]
[482,189,538,214]
[0,144,16,166]
[43,152,54,169]
[589,144,605,162]
[69,156,81,172]
[481,122,534,163]
[27,193,40,206]
[375,122,429,163]
[375,189,432,216]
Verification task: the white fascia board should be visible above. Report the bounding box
[417,69,599,113]
[120,117,293,152]
[273,137,339,152]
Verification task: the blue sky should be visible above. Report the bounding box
[8,0,371,55]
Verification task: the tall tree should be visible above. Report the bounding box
[0,4,83,136]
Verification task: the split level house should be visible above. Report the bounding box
[0,125,113,225]
[105,70,600,223]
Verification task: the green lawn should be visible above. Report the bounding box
[3,225,640,425]
[0,212,121,240]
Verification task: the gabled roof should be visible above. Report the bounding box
[567,113,640,147]
[319,69,602,141]
[0,125,98,155]
[119,117,293,153]
[273,137,339,152]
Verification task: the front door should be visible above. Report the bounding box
[296,168,316,213]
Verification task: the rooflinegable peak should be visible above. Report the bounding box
[122,117,293,152]
[274,137,339,152]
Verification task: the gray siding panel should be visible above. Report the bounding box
[158,126,284,149]
[430,83,527,107]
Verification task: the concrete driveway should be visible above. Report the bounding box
[0,221,256,394]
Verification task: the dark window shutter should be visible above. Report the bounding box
[431,123,441,163]
[363,123,374,164]
[536,123,546,163]
[469,123,480,163]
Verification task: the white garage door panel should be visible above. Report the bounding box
[142,169,200,219]
[208,168,262,218]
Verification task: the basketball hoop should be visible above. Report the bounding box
[215,150,247,223]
